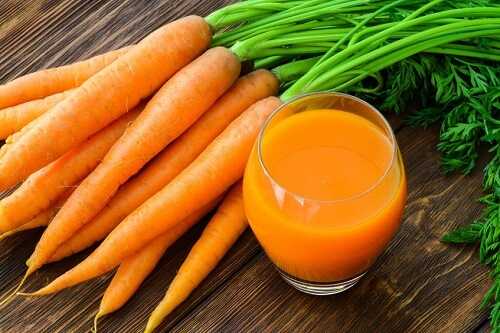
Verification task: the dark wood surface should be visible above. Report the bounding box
[0,1,492,332]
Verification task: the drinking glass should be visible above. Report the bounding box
[243,92,407,295]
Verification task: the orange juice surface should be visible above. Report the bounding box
[244,109,406,282]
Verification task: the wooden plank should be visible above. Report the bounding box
[171,124,491,333]
[0,0,233,82]
[475,320,490,333]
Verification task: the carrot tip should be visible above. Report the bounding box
[25,263,36,277]
[16,291,38,297]
[92,311,103,333]
[0,292,17,308]
[0,270,29,308]
[18,276,55,296]
[17,287,45,297]
[144,322,155,333]
[0,230,14,242]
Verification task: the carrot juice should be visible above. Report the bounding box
[243,92,406,294]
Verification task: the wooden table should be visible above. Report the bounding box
[0,1,492,332]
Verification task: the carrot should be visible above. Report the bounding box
[2,117,40,155]
[0,108,49,161]
[26,96,281,295]
[0,16,211,191]
[0,144,7,158]
[3,89,72,146]
[0,206,56,242]
[0,186,76,307]
[0,89,75,139]
[145,181,245,333]
[26,46,240,275]
[5,117,36,144]
[0,185,76,242]
[0,47,130,110]
[0,107,142,234]
[48,69,278,263]
[93,200,219,329]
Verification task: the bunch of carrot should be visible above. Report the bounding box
[0,15,281,332]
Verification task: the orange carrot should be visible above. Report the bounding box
[0,186,76,307]
[26,46,240,275]
[145,182,245,333]
[0,107,142,234]
[0,110,45,160]
[48,69,278,263]
[26,97,281,295]
[5,117,36,144]
[94,200,219,329]
[0,206,56,242]
[0,89,75,139]
[3,88,74,148]
[0,186,75,241]
[3,90,69,145]
[0,47,130,110]
[0,16,211,191]
[0,144,7,159]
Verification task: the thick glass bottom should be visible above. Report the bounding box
[277,267,366,295]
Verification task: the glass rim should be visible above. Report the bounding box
[256,91,398,204]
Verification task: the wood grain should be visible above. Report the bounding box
[0,0,231,81]
[171,125,491,333]
[475,320,491,333]
[0,1,492,332]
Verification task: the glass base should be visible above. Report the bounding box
[278,268,366,295]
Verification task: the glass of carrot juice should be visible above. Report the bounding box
[243,92,407,295]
